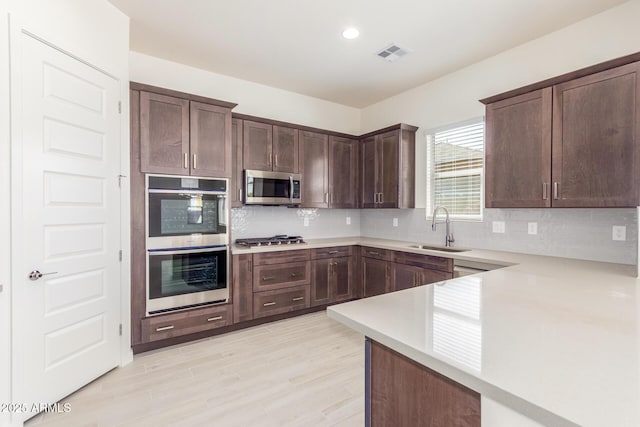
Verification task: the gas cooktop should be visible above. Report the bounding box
[235,235,306,247]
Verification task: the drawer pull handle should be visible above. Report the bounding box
[368,251,380,256]
[207,316,223,322]
[263,301,276,307]
[290,272,297,277]
[292,297,304,302]
[156,325,174,332]
[328,250,339,254]
[262,276,276,281]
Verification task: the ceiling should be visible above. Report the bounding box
[109,0,628,108]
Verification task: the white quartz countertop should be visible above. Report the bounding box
[317,238,640,427]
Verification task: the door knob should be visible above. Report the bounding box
[28,270,58,281]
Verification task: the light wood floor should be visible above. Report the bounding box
[25,311,365,427]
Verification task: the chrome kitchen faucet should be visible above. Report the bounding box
[431,206,455,247]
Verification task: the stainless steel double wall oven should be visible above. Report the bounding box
[145,174,229,315]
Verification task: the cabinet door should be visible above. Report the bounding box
[311,258,331,307]
[230,119,244,208]
[361,136,378,208]
[485,88,552,208]
[243,120,273,171]
[362,257,388,298]
[552,62,640,207]
[140,91,190,174]
[378,130,399,208]
[273,126,299,173]
[333,257,354,303]
[299,130,329,208]
[190,101,232,177]
[389,263,420,292]
[232,254,253,323]
[329,136,358,208]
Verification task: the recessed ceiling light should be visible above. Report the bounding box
[342,28,360,40]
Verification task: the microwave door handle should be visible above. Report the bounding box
[290,176,294,203]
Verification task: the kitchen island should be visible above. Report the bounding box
[327,242,640,427]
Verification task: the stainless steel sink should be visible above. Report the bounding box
[408,244,469,253]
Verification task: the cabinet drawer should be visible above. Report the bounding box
[311,245,353,259]
[360,246,392,261]
[253,261,310,292]
[141,304,232,343]
[393,251,453,273]
[253,249,310,266]
[253,285,310,319]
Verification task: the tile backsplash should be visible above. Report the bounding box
[231,206,361,240]
[360,208,638,265]
[231,206,637,265]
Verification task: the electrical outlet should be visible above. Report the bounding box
[346,216,351,225]
[303,217,309,227]
[492,221,505,234]
[393,218,398,227]
[528,222,538,235]
[612,225,626,241]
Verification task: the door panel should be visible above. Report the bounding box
[311,258,331,307]
[363,257,388,298]
[361,136,377,208]
[552,62,640,207]
[273,126,299,173]
[12,33,121,421]
[140,91,189,174]
[243,120,273,171]
[299,131,329,208]
[485,88,552,208]
[379,130,399,208]
[333,257,353,302]
[190,101,232,178]
[390,263,419,292]
[231,119,244,207]
[329,136,358,208]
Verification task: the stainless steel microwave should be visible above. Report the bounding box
[244,170,301,205]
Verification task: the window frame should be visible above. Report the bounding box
[425,117,485,222]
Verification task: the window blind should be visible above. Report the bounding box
[427,120,484,219]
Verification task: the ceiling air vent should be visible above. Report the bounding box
[376,43,411,62]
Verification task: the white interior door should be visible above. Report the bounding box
[11,30,121,422]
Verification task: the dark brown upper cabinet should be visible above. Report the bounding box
[360,125,417,209]
[552,62,640,207]
[485,88,552,208]
[243,120,273,171]
[137,86,234,178]
[328,136,359,208]
[140,91,190,175]
[483,59,640,208]
[243,121,299,173]
[272,125,299,173]
[190,101,232,178]
[299,130,329,208]
[231,118,244,208]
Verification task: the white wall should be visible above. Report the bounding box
[1,2,129,425]
[129,52,361,135]
[0,1,11,426]
[359,0,640,265]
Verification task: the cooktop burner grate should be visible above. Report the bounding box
[235,235,306,247]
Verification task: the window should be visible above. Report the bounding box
[426,119,484,220]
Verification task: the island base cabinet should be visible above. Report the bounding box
[366,339,480,427]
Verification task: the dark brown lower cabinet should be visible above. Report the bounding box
[232,254,253,323]
[141,304,232,343]
[367,339,480,427]
[362,257,389,298]
[253,285,310,319]
[310,256,355,306]
[389,263,422,291]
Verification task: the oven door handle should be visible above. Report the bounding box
[147,189,227,196]
[148,245,227,256]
